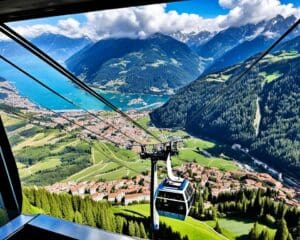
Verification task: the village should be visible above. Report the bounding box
[46,162,300,207]
[1,78,300,208]
[0,79,151,147]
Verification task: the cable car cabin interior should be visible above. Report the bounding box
[155,178,194,220]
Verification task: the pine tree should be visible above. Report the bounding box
[49,194,61,218]
[74,211,83,224]
[214,220,222,234]
[60,194,74,221]
[115,216,124,234]
[128,221,135,236]
[249,222,260,240]
[134,221,141,238]
[203,188,209,201]
[275,219,289,240]
[85,207,96,227]
[197,195,204,216]
[287,233,293,240]
[72,195,81,212]
[212,207,218,221]
[259,229,271,240]
[139,222,147,239]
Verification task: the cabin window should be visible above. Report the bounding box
[156,198,186,215]
[158,191,184,201]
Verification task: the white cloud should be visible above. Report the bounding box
[218,0,300,27]
[83,4,222,40]
[4,1,300,41]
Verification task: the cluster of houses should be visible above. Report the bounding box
[34,110,150,147]
[176,163,299,207]
[0,80,37,110]
[46,176,151,205]
[46,162,299,207]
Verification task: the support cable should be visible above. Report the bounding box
[0,23,162,143]
[0,55,144,145]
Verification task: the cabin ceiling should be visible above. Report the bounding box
[0,0,178,23]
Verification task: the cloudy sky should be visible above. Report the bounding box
[5,0,300,41]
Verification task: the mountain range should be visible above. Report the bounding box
[1,14,297,95]
[177,15,298,74]
[66,33,206,94]
[63,14,298,94]
[0,33,92,62]
[150,35,300,177]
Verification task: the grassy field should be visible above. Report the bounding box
[67,142,151,182]
[259,71,283,84]
[205,217,276,240]
[114,204,227,240]
[172,138,238,171]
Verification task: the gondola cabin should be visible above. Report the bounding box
[155,178,194,220]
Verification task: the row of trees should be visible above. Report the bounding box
[190,186,299,240]
[23,188,188,239]
[248,220,293,240]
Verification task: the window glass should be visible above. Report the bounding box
[0,192,8,227]
[156,198,186,215]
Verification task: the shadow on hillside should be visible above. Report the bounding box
[123,209,147,218]
[236,234,249,240]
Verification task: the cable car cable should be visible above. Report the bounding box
[0,23,162,143]
[1,107,147,177]
[0,55,144,145]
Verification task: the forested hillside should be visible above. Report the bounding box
[22,188,188,240]
[66,33,205,94]
[151,44,300,176]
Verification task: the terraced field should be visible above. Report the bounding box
[1,111,238,186]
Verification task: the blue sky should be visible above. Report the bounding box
[166,0,300,17]
[10,0,300,26]
[6,0,300,41]
[166,0,229,17]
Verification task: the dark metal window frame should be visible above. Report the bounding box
[0,116,22,221]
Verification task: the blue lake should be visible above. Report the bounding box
[0,53,169,111]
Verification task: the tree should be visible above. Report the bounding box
[60,194,74,221]
[275,219,289,240]
[212,207,218,221]
[128,221,135,236]
[214,221,222,234]
[72,195,81,211]
[74,211,83,224]
[134,221,141,238]
[259,229,271,240]
[249,222,260,240]
[49,194,62,218]
[197,195,204,216]
[139,222,147,239]
[115,216,124,234]
[203,188,209,201]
